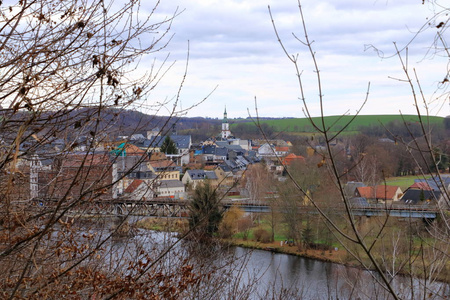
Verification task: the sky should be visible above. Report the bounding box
[137,0,449,119]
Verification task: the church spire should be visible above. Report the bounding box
[221,106,231,139]
[223,106,228,123]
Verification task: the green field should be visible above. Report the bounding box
[231,115,444,134]
[384,176,419,190]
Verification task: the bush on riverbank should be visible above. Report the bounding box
[136,217,188,232]
[253,228,271,243]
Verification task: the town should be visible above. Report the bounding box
[11,108,447,216]
[1,0,449,298]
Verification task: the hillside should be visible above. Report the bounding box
[244,115,445,133]
[229,115,447,139]
[31,108,445,142]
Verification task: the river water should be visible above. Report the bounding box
[75,216,448,299]
[231,247,449,299]
[103,225,449,300]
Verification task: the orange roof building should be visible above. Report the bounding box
[282,153,305,166]
[356,185,403,202]
[409,182,432,191]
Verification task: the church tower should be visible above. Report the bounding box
[221,106,231,139]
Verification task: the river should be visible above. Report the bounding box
[231,247,449,299]
[102,224,449,300]
[73,216,448,299]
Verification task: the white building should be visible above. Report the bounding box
[221,107,231,140]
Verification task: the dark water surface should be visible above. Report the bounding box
[83,217,449,299]
[232,247,449,299]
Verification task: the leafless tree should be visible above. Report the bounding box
[0,1,222,298]
[268,1,449,299]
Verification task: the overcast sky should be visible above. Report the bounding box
[138,0,448,119]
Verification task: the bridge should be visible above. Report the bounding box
[222,199,441,219]
[55,197,442,219]
[351,204,439,219]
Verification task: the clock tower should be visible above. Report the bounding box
[221,107,231,139]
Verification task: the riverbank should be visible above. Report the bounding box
[227,238,450,285]
[135,217,350,268]
[227,238,348,265]
[134,217,449,284]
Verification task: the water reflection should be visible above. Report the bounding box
[233,247,449,299]
[77,218,449,299]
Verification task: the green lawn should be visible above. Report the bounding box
[384,175,432,190]
[231,115,444,134]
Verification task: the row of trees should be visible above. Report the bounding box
[288,132,450,182]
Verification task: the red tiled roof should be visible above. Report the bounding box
[124,144,146,156]
[409,182,432,191]
[149,159,175,168]
[150,152,167,161]
[275,146,289,152]
[282,153,305,166]
[62,154,111,168]
[356,185,401,200]
[124,179,143,193]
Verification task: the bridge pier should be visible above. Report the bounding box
[356,215,370,234]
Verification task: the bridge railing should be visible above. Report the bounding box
[351,203,440,213]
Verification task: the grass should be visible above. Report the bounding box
[384,176,418,189]
[136,217,188,232]
[384,175,433,190]
[231,115,444,134]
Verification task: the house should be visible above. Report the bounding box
[401,182,441,205]
[275,146,289,156]
[401,189,441,205]
[147,128,161,139]
[263,158,284,175]
[123,179,154,200]
[130,136,164,153]
[115,155,154,195]
[415,176,450,192]
[355,185,403,203]
[182,169,219,189]
[282,153,305,167]
[409,182,432,190]
[201,145,228,165]
[130,133,146,141]
[344,181,365,199]
[111,142,147,157]
[164,134,192,166]
[216,139,251,151]
[37,152,118,201]
[213,165,235,187]
[148,159,180,181]
[215,141,246,153]
[413,176,450,208]
[123,178,185,200]
[258,143,276,157]
[156,180,186,199]
[131,134,192,165]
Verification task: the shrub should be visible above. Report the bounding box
[253,228,271,243]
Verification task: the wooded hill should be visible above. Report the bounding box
[30,108,445,143]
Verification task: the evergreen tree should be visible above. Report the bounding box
[160,136,177,154]
[188,181,223,237]
[419,189,425,202]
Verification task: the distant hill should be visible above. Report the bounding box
[230,115,446,138]
[108,111,446,142]
[32,108,444,143]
